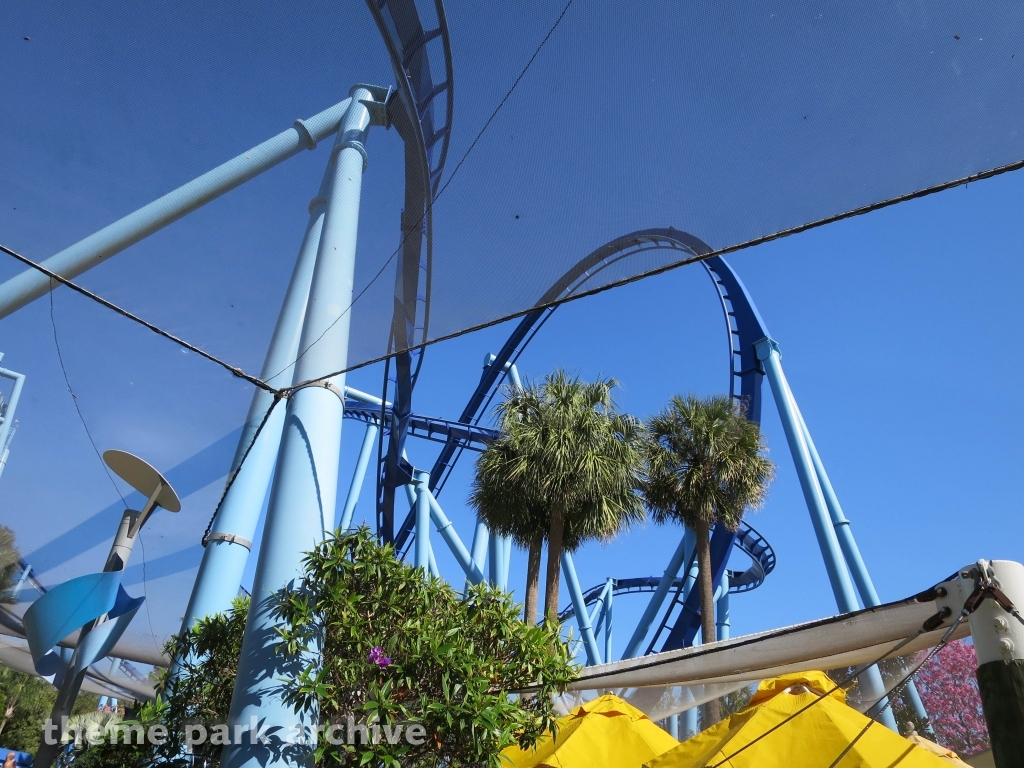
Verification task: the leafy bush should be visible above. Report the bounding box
[276,527,578,767]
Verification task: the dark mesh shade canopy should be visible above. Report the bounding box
[0,0,1021,649]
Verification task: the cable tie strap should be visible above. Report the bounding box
[205,532,252,550]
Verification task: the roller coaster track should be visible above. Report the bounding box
[391,228,774,654]
[366,0,454,541]
[556,520,777,624]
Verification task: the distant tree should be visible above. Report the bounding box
[642,395,773,727]
[471,371,645,624]
[914,640,990,757]
[0,525,21,603]
[0,667,55,753]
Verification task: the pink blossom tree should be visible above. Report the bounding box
[914,640,991,757]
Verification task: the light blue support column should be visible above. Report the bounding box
[622,528,693,660]
[180,164,330,635]
[468,519,489,588]
[667,714,679,739]
[222,86,388,768]
[795,406,931,725]
[500,536,512,590]
[682,707,698,739]
[715,571,730,642]
[560,552,602,666]
[424,491,484,583]
[488,534,501,587]
[755,336,898,731]
[414,471,431,571]
[97,696,108,711]
[338,422,379,531]
[604,578,613,663]
[427,542,440,578]
[0,100,355,319]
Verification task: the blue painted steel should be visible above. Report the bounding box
[559,520,777,627]
[414,471,431,570]
[716,570,730,642]
[561,552,602,666]
[339,423,380,531]
[755,338,859,611]
[622,530,691,660]
[0,365,25,469]
[180,170,330,634]
[0,99,355,319]
[603,578,613,664]
[667,714,679,740]
[421,490,484,583]
[658,526,732,652]
[797,409,880,605]
[368,0,454,545]
[487,534,500,587]
[755,337,898,731]
[222,87,382,768]
[469,518,489,576]
[797,406,930,724]
[682,708,698,739]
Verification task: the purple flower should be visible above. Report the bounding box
[368,646,392,669]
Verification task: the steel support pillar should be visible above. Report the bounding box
[561,551,602,666]
[339,422,379,531]
[0,363,26,483]
[414,471,431,571]
[0,100,355,319]
[622,528,693,660]
[179,168,330,635]
[222,86,386,768]
[715,570,730,642]
[795,403,930,725]
[603,578,613,663]
[755,336,898,731]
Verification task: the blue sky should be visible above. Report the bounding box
[1,1,1022,662]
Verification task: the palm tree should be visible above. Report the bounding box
[470,370,645,624]
[642,394,773,725]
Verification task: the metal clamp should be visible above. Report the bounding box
[205,532,252,550]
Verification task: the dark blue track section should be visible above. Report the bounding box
[366,0,454,541]
[343,401,498,452]
[556,521,776,623]
[385,230,775,653]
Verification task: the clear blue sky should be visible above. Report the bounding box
[1,1,1022,662]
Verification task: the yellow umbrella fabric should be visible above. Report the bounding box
[501,693,680,768]
[647,672,955,768]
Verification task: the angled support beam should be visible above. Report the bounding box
[622,529,692,660]
[755,336,898,732]
[561,551,602,666]
[0,99,355,319]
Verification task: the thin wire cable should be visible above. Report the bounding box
[2,243,276,394]
[49,283,127,509]
[50,284,162,649]
[200,394,284,545]
[275,0,577,381]
[703,613,967,768]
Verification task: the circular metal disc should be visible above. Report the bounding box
[102,450,181,512]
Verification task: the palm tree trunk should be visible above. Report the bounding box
[695,518,721,728]
[524,534,543,625]
[543,507,565,623]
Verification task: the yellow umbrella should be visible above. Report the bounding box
[502,693,680,768]
[646,672,956,768]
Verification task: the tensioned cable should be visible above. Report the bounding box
[49,284,160,644]
[702,613,967,768]
[267,0,577,383]
[1,243,276,395]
